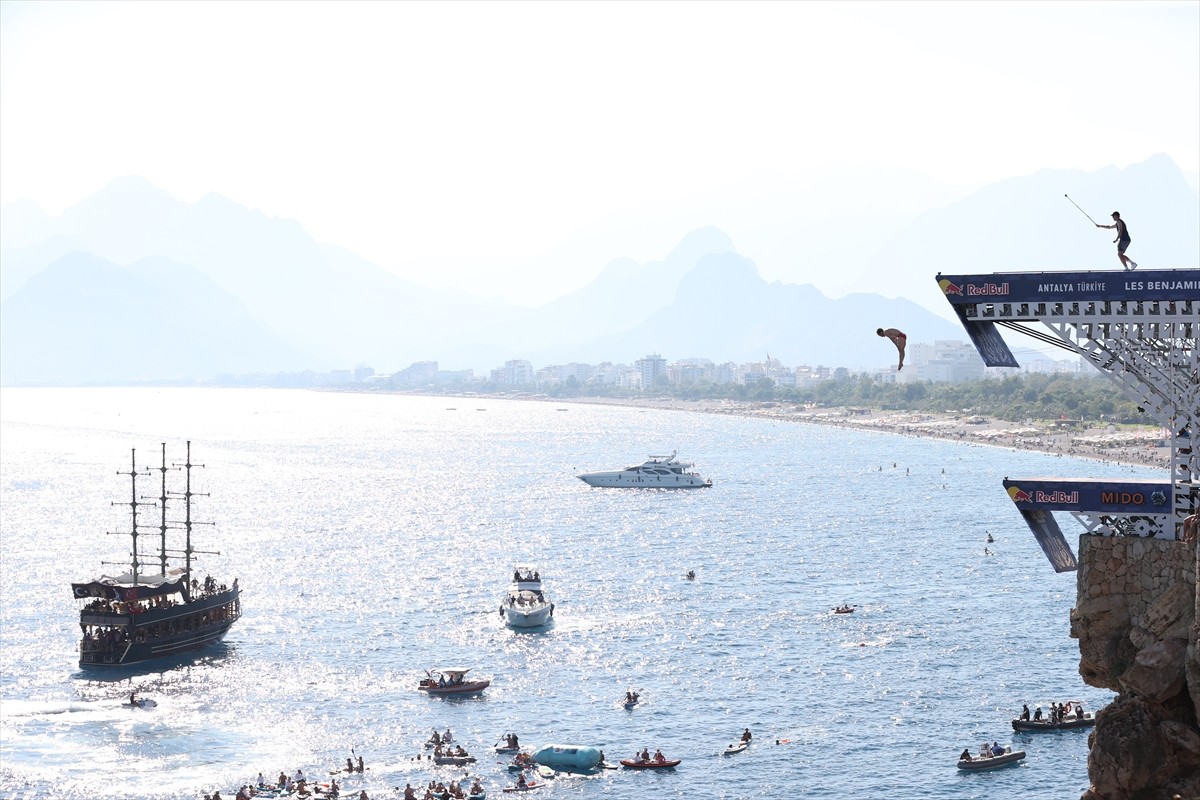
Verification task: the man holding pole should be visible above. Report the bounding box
[1096,211,1137,271]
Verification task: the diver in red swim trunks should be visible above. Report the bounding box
[876,327,907,370]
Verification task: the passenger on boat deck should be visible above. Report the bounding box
[1033,706,1043,721]
[278,772,287,787]
[516,773,527,788]
[991,742,1004,756]
[444,727,454,742]
[404,784,416,800]
[960,748,972,761]
[640,748,650,761]
[1020,704,1030,721]
[654,749,666,763]
[430,729,441,744]
[257,773,266,787]
[1076,704,1085,719]
[514,570,522,581]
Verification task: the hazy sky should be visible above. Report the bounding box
[2,0,1197,303]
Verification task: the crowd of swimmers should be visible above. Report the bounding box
[203,766,371,800]
[400,777,483,799]
[1019,701,1085,723]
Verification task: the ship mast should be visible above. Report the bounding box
[106,449,150,583]
[153,443,178,578]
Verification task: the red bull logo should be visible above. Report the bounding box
[1007,485,1032,503]
[938,278,963,296]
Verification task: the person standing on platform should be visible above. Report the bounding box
[1096,211,1137,271]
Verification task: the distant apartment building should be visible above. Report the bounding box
[897,340,985,384]
[493,359,534,385]
[391,360,440,388]
[669,358,715,385]
[636,353,668,389]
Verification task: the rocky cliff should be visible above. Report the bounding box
[1071,535,1200,799]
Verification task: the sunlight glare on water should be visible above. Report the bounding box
[1,388,1147,799]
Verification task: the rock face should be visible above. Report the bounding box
[1071,535,1200,799]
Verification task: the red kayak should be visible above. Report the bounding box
[620,758,681,769]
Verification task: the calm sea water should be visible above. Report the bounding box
[0,388,1158,800]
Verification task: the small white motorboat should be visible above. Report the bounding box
[501,567,553,628]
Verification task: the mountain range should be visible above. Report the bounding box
[1,156,1196,385]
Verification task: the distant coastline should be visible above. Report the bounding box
[540,396,1170,471]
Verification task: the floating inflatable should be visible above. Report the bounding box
[532,744,603,772]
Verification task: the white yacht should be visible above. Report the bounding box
[577,451,712,488]
[500,566,554,628]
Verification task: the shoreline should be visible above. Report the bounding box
[542,396,1171,471]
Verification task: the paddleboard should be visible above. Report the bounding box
[501,783,541,793]
[124,699,157,709]
[723,742,748,754]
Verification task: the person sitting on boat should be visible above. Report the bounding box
[741,728,752,742]
[443,727,454,742]
[639,748,650,762]
[959,748,972,762]
[346,757,354,773]
[358,792,368,800]
[1020,704,1030,721]
[295,769,305,783]
[1033,706,1043,721]
[1076,703,1085,719]
[355,755,364,773]
[509,732,519,748]
[278,772,288,788]
[653,749,666,763]
[991,742,1004,757]
[514,570,522,582]
[430,729,442,745]
[438,674,446,687]
[329,778,340,798]
[515,773,527,788]
[403,785,417,800]
[470,779,483,795]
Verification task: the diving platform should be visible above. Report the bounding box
[939,268,1198,571]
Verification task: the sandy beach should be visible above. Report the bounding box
[552,396,1172,471]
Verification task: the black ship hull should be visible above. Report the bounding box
[79,588,241,668]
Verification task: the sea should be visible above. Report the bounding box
[0,387,1160,800]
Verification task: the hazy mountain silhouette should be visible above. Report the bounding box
[1,157,1195,384]
[539,251,963,367]
[0,252,312,384]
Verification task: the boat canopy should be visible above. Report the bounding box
[433,667,471,676]
[72,575,188,601]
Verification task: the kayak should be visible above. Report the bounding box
[468,794,486,800]
[124,698,157,709]
[620,758,681,769]
[501,783,542,793]
[723,742,748,754]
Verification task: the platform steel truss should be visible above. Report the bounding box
[938,269,1198,560]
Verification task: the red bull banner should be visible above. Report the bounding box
[1002,478,1171,513]
[937,268,1199,306]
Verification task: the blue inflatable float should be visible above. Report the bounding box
[532,744,603,772]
